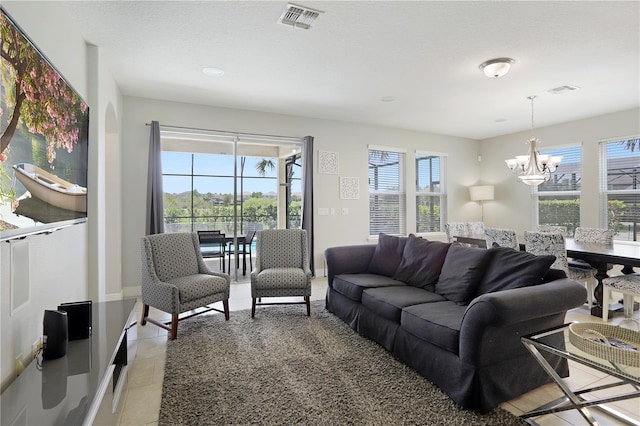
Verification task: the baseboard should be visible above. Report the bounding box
[105,291,124,302]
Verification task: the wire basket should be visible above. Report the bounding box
[568,321,640,368]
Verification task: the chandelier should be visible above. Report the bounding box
[504,96,562,186]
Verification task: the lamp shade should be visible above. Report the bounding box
[469,185,494,201]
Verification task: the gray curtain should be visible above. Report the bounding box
[302,136,314,275]
[146,121,165,235]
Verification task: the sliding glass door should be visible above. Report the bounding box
[160,130,303,279]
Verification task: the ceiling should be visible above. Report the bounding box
[62,1,640,140]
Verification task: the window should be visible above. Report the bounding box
[368,147,406,236]
[162,151,278,233]
[534,145,582,236]
[415,152,446,233]
[600,136,640,241]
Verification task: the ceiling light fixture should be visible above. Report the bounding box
[479,57,515,78]
[505,96,562,186]
[202,67,225,77]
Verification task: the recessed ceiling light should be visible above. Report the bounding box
[479,58,515,78]
[381,96,395,102]
[202,67,225,77]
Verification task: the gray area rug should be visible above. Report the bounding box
[160,301,526,425]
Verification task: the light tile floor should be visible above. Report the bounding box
[117,266,640,426]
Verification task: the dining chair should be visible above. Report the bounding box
[536,225,568,237]
[466,221,485,236]
[524,231,569,273]
[602,273,640,320]
[198,230,227,272]
[140,232,231,339]
[484,227,519,250]
[444,222,468,243]
[568,227,615,308]
[227,230,256,274]
[574,227,615,244]
[250,229,312,318]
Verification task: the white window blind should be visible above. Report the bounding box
[415,153,446,232]
[369,148,406,236]
[534,145,581,236]
[599,137,640,241]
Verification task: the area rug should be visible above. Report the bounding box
[160,301,525,425]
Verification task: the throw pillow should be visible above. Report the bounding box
[474,246,556,297]
[435,243,491,305]
[368,233,408,277]
[392,234,451,291]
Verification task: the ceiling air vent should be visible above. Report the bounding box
[278,3,323,29]
[546,85,581,95]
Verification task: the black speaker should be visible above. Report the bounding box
[58,301,92,340]
[43,310,68,360]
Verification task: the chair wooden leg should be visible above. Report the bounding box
[252,298,256,318]
[141,304,150,325]
[223,299,230,320]
[306,296,311,316]
[170,314,179,340]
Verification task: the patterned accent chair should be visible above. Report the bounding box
[444,222,468,243]
[141,232,231,339]
[524,231,569,273]
[568,227,615,308]
[602,273,640,320]
[250,229,312,318]
[484,227,519,250]
[536,225,568,237]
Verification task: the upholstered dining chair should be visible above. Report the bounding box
[568,227,615,308]
[524,231,569,273]
[484,227,519,250]
[536,224,569,237]
[602,273,640,320]
[250,228,312,318]
[466,221,485,236]
[445,222,468,243]
[141,232,231,339]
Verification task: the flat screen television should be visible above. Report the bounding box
[0,6,89,241]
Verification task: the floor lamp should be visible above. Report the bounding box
[469,185,494,222]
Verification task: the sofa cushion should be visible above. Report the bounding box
[333,273,406,302]
[474,246,556,298]
[401,301,467,354]
[362,286,446,323]
[392,234,451,291]
[368,233,408,277]
[435,244,491,305]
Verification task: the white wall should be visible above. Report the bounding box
[0,2,122,390]
[121,96,481,294]
[478,108,640,232]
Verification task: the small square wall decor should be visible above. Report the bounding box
[340,177,359,200]
[318,150,339,174]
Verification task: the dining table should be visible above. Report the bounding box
[453,234,640,318]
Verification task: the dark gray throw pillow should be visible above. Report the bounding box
[368,233,408,277]
[435,243,490,305]
[474,246,556,297]
[392,234,451,291]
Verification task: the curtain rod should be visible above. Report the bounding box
[145,122,304,143]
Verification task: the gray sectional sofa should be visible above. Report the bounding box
[324,233,587,412]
